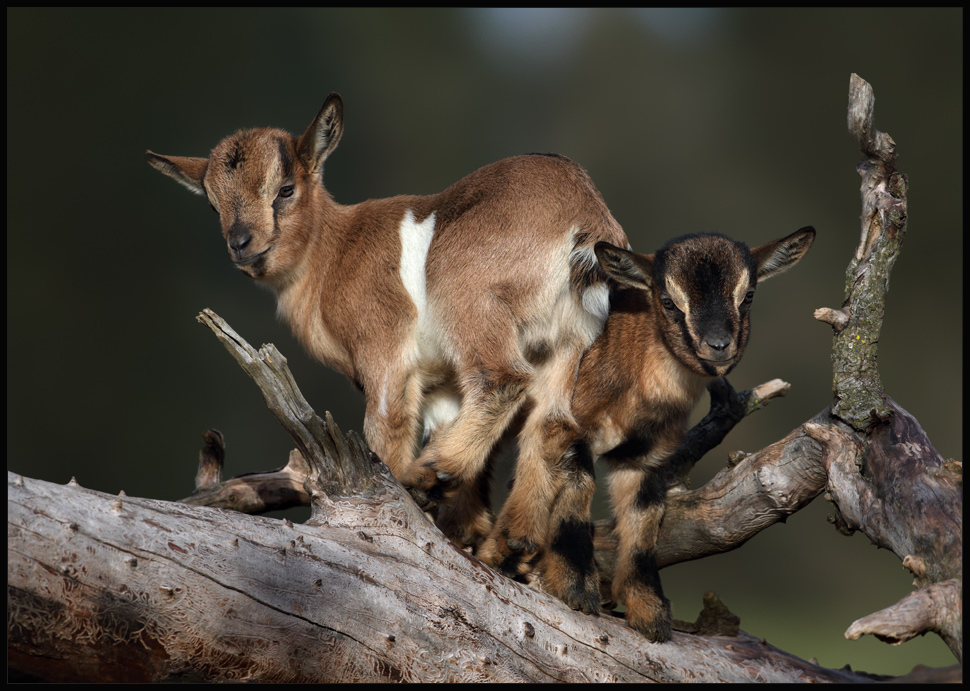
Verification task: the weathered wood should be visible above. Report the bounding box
[805,74,962,663]
[804,412,963,661]
[845,580,962,651]
[182,446,310,514]
[196,308,386,500]
[820,73,908,433]
[8,472,872,683]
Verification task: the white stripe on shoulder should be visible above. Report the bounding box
[398,209,436,318]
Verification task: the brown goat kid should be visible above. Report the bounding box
[147,93,629,561]
[506,229,816,642]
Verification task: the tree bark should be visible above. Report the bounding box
[7,466,870,683]
[7,74,962,682]
[807,73,962,662]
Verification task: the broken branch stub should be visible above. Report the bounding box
[195,309,397,512]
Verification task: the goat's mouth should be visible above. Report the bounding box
[231,246,271,268]
[697,354,738,376]
[699,354,736,365]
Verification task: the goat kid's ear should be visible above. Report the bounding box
[298,92,344,175]
[146,151,208,196]
[595,242,654,290]
[751,226,816,282]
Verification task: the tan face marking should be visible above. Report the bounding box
[663,276,690,314]
[203,177,221,213]
[732,271,750,308]
[261,152,284,198]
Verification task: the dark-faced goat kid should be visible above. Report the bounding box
[479,228,815,642]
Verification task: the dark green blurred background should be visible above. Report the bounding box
[7,8,961,676]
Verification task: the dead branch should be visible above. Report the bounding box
[182,438,310,514]
[820,72,908,432]
[844,580,962,649]
[803,74,962,662]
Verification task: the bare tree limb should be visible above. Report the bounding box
[817,73,908,433]
[803,415,962,661]
[845,580,962,649]
[7,382,871,684]
[182,446,310,514]
[804,73,962,662]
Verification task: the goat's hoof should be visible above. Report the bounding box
[563,590,602,616]
[627,605,672,643]
[506,538,539,554]
[406,486,436,511]
[632,620,672,643]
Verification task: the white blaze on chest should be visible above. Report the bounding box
[421,385,463,443]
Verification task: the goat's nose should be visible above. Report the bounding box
[705,335,731,351]
[229,232,252,254]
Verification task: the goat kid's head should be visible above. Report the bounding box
[595,228,815,377]
[146,93,345,283]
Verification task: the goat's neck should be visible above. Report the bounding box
[576,287,708,439]
[272,195,358,378]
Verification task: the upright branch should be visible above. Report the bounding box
[817,73,908,432]
[810,74,961,663]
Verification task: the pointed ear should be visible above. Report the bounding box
[297,92,344,175]
[594,241,654,290]
[146,151,208,196]
[751,226,816,282]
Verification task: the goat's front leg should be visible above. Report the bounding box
[361,369,425,480]
[608,463,671,642]
[435,472,495,550]
[400,363,528,512]
[534,439,601,614]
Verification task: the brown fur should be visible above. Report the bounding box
[538,228,815,641]
[147,94,628,552]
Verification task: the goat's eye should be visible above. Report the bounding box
[277,185,295,199]
[743,290,755,305]
[661,296,677,312]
